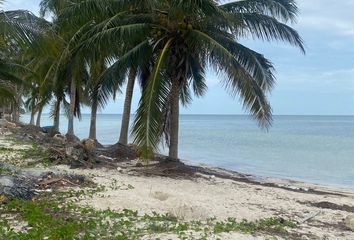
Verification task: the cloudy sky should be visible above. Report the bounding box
[3,0,354,115]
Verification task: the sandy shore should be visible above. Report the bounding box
[1,131,354,239]
[47,164,354,239]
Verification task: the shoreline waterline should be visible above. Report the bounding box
[20,114,354,189]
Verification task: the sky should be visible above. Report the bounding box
[3,0,354,115]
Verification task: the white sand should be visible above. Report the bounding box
[54,165,354,239]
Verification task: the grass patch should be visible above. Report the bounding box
[0,187,297,240]
[0,166,13,174]
[214,217,296,234]
[0,141,51,167]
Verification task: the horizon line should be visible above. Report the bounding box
[38,113,354,117]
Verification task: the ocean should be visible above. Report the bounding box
[20,114,354,188]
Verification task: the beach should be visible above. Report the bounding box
[2,0,353,239]
[1,124,354,239]
[60,166,354,239]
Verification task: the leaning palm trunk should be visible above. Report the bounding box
[67,79,76,136]
[168,78,180,160]
[36,106,42,127]
[89,95,98,140]
[53,97,61,131]
[118,68,137,145]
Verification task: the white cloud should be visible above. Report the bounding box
[297,0,354,36]
[320,68,354,89]
[2,0,40,14]
[277,68,354,92]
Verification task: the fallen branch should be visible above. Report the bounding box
[62,178,80,186]
[38,177,64,186]
[299,211,321,224]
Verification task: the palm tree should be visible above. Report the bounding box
[69,0,304,160]
[40,0,92,137]
[0,1,46,121]
[58,0,155,145]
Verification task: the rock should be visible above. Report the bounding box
[82,138,96,152]
[53,134,66,144]
[0,119,16,129]
[345,215,354,231]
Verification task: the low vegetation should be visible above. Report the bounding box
[0,185,297,240]
[0,140,50,167]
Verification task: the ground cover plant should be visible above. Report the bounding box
[0,186,297,240]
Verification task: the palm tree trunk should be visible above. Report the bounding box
[168,78,180,160]
[67,79,76,136]
[12,85,22,122]
[118,68,137,145]
[36,106,42,127]
[10,103,15,122]
[12,102,19,122]
[53,97,61,131]
[29,108,35,125]
[89,95,98,140]
[16,85,23,122]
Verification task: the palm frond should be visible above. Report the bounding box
[235,13,305,53]
[189,29,272,128]
[132,39,172,158]
[0,10,50,46]
[208,31,275,91]
[188,54,207,97]
[0,83,16,105]
[220,0,299,23]
[95,39,152,107]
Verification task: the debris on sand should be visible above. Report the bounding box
[0,163,90,201]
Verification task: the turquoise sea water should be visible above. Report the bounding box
[21,114,354,188]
